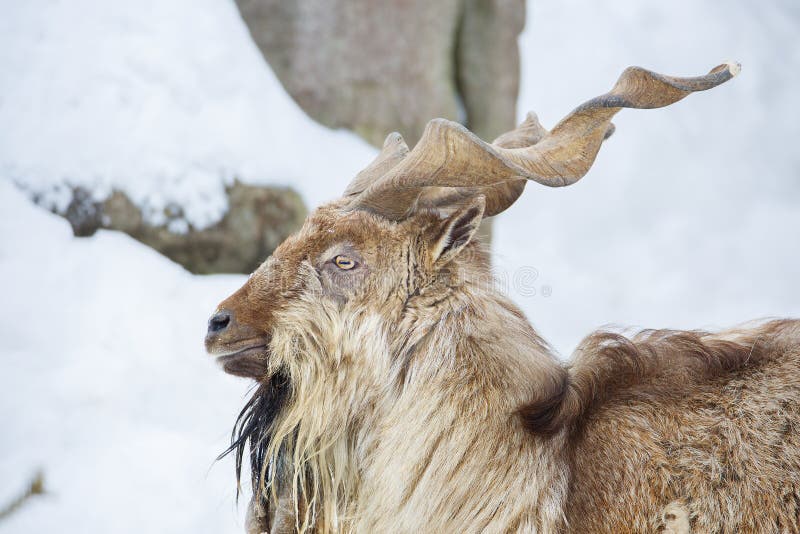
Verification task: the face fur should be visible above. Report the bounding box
[205,198,486,379]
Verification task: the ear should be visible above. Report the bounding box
[428,196,486,265]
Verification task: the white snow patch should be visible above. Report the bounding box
[0,0,376,229]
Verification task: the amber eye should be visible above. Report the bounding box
[333,255,356,270]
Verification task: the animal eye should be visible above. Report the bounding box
[333,255,357,270]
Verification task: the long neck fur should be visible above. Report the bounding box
[352,282,569,532]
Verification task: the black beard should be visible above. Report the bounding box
[218,371,291,501]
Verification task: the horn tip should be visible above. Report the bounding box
[524,111,540,123]
[725,61,742,77]
[384,131,405,147]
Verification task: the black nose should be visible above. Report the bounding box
[208,310,231,335]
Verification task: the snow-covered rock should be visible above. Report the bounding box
[60,182,307,274]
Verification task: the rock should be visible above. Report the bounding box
[235,0,525,148]
[63,187,104,237]
[457,0,525,142]
[56,181,306,274]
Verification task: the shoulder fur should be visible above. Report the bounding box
[518,319,800,435]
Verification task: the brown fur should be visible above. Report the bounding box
[207,198,800,532]
[564,321,800,532]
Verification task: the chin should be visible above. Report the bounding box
[215,347,270,378]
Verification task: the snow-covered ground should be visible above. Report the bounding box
[0,181,249,532]
[1,0,798,532]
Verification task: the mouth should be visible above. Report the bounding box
[211,342,270,378]
[216,344,268,362]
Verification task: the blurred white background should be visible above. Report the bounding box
[1,0,798,531]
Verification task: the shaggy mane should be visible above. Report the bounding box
[518,319,797,436]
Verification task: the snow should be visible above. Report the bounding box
[0,0,375,229]
[0,180,250,532]
[498,0,800,354]
[1,0,799,532]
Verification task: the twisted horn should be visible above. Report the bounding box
[343,132,409,197]
[346,62,740,220]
